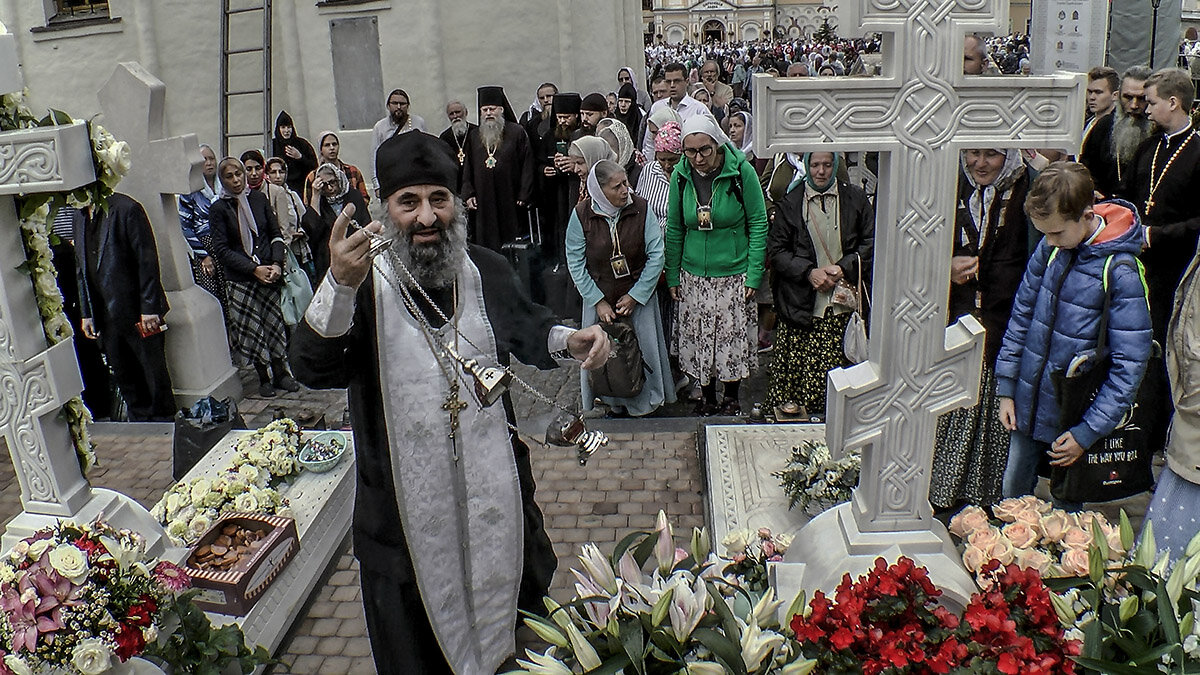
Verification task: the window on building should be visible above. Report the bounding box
[51,0,109,22]
[643,0,653,10]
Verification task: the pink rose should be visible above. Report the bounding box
[1002,522,1040,549]
[991,498,1026,523]
[1077,511,1109,534]
[1106,530,1127,561]
[962,545,988,572]
[1016,495,1053,514]
[762,541,777,557]
[1013,509,1045,537]
[757,527,772,539]
[1060,546,1090,576]
[1062,526,1093,550]
[1014,547,1053,575]
[968,527,1003,549]
[984,538,1015,565]
[1040,511,1072,544]
[949,506,991,538]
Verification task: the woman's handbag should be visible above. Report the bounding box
[1049,256,1156,504]
[279,245,314,326]
[589,318,647,399]
[843,253,870,364]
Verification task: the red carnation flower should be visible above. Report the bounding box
[113,623,147,661]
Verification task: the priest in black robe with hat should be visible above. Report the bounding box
[535,93,582,261]
[462,85,535,252]
[290,131,612,674]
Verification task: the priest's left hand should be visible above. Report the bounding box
[567,325,612,370]
[1048,431,1084,467]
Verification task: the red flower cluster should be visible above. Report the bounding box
[791,557,964,674]
[964,561,1081,674]
[789,557,1080,674]
[114,622,146,662]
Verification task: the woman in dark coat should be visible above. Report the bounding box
[272,110,318,196]
[210,157,299,397]
[301,162,371,282]
[765,152,875,416]
[929,148,1032,510]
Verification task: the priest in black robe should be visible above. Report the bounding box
[1122,68,1200,462]
[437,99,475,191]
[534,93,582,261]
[461,86,535,252]
[290,131,611,674]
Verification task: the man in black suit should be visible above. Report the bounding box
[75,193,175,421]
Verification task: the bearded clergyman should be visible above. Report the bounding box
[291,131,611,674]
[437,99,475,190]
[1080,66,1154,198]
[461,85,535,252]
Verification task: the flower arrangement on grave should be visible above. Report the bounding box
[151,419,300,547]
[774,439,860,516]
[947,496,1128,584]
[0,518,270,674]
[789,556,1081,674]
[510,511,818,675]
[719,527,795,593]
[0,91,135,476]
[1045,521,1200,673]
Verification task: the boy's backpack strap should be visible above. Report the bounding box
[1097,254,1149,353]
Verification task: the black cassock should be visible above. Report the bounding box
[290,246,559,674]
[1079,113,1120,199]
[461,122,535,252]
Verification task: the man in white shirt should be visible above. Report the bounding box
[370,88,428,195]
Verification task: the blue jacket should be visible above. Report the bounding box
[994,200,1153,449]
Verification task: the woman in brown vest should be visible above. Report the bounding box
[565,160,675,417]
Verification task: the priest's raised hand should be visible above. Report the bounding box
[327,202,384,288]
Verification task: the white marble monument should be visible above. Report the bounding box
[752,0,1084,607]
[97,62,240,406]
[0,29,170,556]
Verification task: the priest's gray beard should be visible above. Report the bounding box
[451,118,469,140]
[1111,107,1153,164]
[480,118,505,149]
[384,198,468,290]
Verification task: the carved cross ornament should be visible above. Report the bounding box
[753,0,1084,533]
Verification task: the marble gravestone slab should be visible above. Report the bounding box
[704,424,824,552]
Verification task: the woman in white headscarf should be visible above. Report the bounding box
[301,161,370,281]
[930,147,1033,511]
[726,110,764,172]
[665,115,769,416]
[567,136,617,205]
[209,157,298,397]
[565,159,674,417]
[617,66,653,111]
[596,117,641,187]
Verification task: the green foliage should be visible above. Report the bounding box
[813,19,837,44]
[143,589,274,675]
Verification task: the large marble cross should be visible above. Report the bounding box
[97,63,240,405]
[753,0,1084,606]
[0,29,170,555]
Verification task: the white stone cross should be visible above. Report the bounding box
[753,0,1084,606]
[97,63,240,405]
[0,29,171,555]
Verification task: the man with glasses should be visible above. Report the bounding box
[371,88,428,197]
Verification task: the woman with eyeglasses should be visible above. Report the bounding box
[664,116,769,416]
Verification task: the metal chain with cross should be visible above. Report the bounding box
[754,0,1084,606]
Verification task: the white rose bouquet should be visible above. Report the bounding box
[774,439,860,516]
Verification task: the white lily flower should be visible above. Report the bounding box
[749,587,783,628]
[738,618,785,671]
[514,646,573,675]
[667,574,710,642]
[577,543,618,595]
[685,662,725,674]
[782,658,819,675]
[655,510,675,574]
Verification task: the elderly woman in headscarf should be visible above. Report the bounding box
[640,105,683,161]
[303,130,370,204]
[765,151,875,416]
[597,117,641,187]
[209,157,298,397]
[301,161,370,282]
[566,136,617,205]
[665,116,768,416]
[929,148,1033,512]
[565,159,674,417]
[636,120,683,224]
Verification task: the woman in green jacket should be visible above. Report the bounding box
[665,116,769,416]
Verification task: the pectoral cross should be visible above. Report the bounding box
[442,381,469,460]
[457,149,466,165]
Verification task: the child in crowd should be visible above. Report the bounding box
[995,162,1153,509]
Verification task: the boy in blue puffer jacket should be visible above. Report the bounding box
[996,162,1153,509]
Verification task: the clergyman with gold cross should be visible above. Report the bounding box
[290,130,611,675]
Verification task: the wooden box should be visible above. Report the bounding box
[184,513,299,616]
